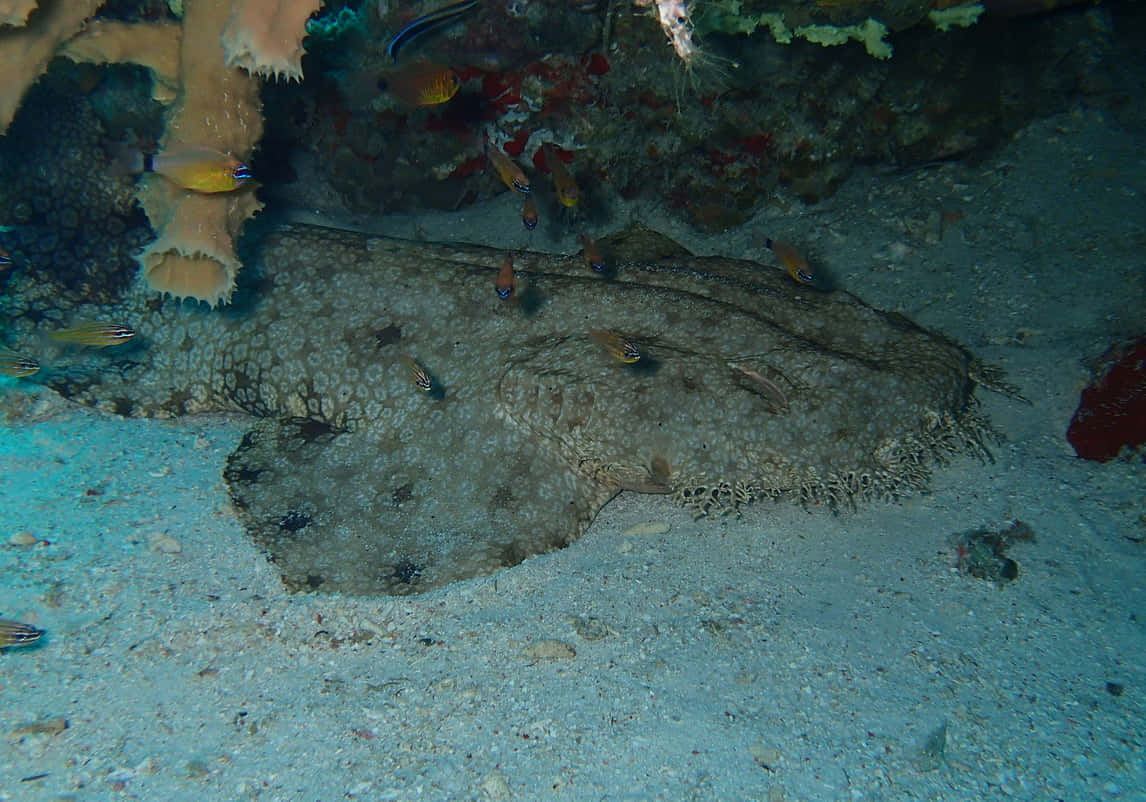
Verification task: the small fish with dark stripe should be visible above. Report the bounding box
[404,353,435,393]
[589,328,640,364]
[0,346,39,378]
[386,0,480,62]
[50,322,135,348]
[0,618,44,649]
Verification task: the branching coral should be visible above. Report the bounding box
[135,0,266,306]
[0,0,37,28]
[0,0,105,132]
[0,0,325,305]
[60,19,182,103]
[222,0,323,81]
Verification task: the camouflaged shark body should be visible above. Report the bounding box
[5,224,991,595]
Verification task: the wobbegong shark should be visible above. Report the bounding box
[2,224,995,595]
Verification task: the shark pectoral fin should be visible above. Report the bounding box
[223,416,617,596]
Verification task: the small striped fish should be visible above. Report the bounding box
[50,322,135,347]
[0,618,44,648]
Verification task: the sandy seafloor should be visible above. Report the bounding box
[1,107,1144,801]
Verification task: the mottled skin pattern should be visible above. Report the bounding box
[3,224,990,595]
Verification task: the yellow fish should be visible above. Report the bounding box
[589,328,640,364]
[765,238,815,285]
[383,61,461,107]
[0,346,39,377]
[544,144,580,208]
[0,618,44,649]
[50,322,135,347]
[150,146,252,193]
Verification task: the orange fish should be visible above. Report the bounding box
[0,347,39,378]
[486,142,530,194]
[580,234,605,273]
[149,146,252,193]
[49,322,135,347]
[544,144,580,208]
[383,61,460,107]
[0,246,12,270]
[521,195,538,230]
[589,328,640,364]
[765,238,815,285]
[495,256,516,300]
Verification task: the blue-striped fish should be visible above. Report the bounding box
[387,0,480,62]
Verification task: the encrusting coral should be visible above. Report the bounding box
[1,0,324,305]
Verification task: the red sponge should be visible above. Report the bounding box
[1066,336,1146,462]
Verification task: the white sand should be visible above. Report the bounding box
[1,109,1143,800]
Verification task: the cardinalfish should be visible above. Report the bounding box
[0,618,44,649]
[485,142,530,194]
[403,353,435,394]
[50,322,135,348]
[380,61,460,107]
[589,328,641,364]
[0,347,39,378]
[543,144,580,208]
[765,238,816,286]
[580,234,605,273]
[0,246,12,270]
[386,0,479,62]
[521,195,538,231]
[495,256,516,299]
[139,146,251,193]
